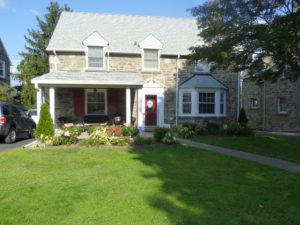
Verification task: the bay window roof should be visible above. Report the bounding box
[179,74,227,89]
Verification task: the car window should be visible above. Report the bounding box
[2,105,10,116]
[29,110,37,116]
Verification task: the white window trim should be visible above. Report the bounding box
[85,89,107,115]
[179,88,226,117]
[142,49,161,72]
[0,60,5,78]
[85,46,106,71]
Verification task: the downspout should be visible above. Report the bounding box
[107,51,110,72]
[262,80,266,130]
[237,71,241,121]
[175,54,180,126]
[53,49,57,72]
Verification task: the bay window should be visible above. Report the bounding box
[199,92,215,114]
[182,92,192,114]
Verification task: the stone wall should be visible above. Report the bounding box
[242,78,300,131]
[55,88,74,122]
[51,52,238,126]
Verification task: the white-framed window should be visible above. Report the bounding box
[182,92,192,114]
[143,49,160,71]
[277,97,287,114]
[250,98,258,109]
[0,60,5,78]
[87,46,104,69]
[85,89,107,115]
[199,92,215,114]
[220,92,225,114]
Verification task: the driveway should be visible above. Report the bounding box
[0,138,35,153]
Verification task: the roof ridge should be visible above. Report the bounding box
[61,11,196,22]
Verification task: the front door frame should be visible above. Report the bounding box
[138,79,165,127]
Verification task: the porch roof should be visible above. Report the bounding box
[31,71,144,88]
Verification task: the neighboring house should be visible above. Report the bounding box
[31,12,238,128]
[242,77,300,131]
[0,38,11,86]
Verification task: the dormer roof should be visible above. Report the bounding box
[82,32,109,47]
[139,35,162,49]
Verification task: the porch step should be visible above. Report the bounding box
[144,126,156,132]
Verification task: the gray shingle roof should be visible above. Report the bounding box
[31,71,143,87]
[47,12,199,55]
[179,74,227,89]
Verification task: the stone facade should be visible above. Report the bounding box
[0,39,10,86]
[242,78,300,131]
[51,52,238,126]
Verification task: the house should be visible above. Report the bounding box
[31,12,239,128]
[0,38,11,86]
[242,77,300,131]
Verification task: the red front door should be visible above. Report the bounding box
[145,95,157,126]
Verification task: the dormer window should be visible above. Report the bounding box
[83,32,108,71]
[139,35,163,72]
[144,49,159,70]
[88,46,104,69]
[0,60,4,78]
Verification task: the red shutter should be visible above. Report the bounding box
[107,89,118,116]
[74,88,85,116]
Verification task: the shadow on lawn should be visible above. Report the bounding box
[128,144,289,225]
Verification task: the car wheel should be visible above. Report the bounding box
[29,126,35,138]
[4,127,17,144]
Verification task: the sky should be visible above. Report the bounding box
[0,0,203,86]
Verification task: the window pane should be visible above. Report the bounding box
[144,49,159,69]
[87,91,105,114]
[182,93,191,114]
[278,98,287,113]
[199,92,215,114]
[220,92,224,114]
[88,47,103,68]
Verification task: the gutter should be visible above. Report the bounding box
[237,71,241,121]
[175,54,180,125]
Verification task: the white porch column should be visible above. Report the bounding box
[36,87,44,123]
[126,88,131,125]
[49,87,56,126]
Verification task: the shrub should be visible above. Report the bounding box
[133,136,154,145]
[50,125,84,146]
[107,125,122,137]
[194,124,207,136]
[172,124,195,138]
[36,103,54,142]
[154,127,169,142]
[121,125,139,137]
[238,108,248,126]
[206,122,220,135]
[87,125,97,135]
[226,123,254,136]
[162,131,177,144]
[109,136,128,146]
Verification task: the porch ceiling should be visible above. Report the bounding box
[31,71,144,88]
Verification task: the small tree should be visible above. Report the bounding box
[36,103,54,141]
[0,83,17,102]
[238,108,248,126]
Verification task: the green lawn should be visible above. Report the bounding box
[191,135,300,163]
[0,146,299,225]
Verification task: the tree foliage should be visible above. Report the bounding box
[0,83,17,103]
[190,0,300,81]
[16,1,72,109]
[35,103,54,141]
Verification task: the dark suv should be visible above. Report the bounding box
[0,102,36,143]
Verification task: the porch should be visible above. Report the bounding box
[31,71,143,127]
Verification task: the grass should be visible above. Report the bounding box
[0,145,299,225]
[191,135,300,163]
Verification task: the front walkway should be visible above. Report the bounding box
[179,138,300,174]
